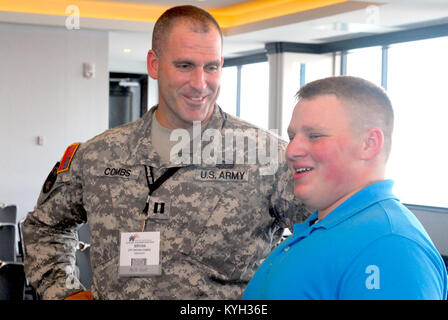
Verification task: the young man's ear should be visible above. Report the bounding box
[361,127,384,160]
[147,49,159,80]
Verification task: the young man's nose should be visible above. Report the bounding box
[286,136,308,161]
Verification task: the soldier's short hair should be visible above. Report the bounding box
[296,76,394,161]
[152,5,223,56]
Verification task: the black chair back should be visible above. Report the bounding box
[0,205,17,224]
[0,205,17,262]
[0,263,25,300]
[0,224,16,262]
[0,205,36,300]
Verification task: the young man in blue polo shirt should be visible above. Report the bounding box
[243,76,447,300]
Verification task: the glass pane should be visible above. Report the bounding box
[282,59,302,139]
[240,62,269,129]
[386,36,448,208]
[346,46,382,87]
[281,53,334,139]
[305,54,334,84]
[217,66,237,116]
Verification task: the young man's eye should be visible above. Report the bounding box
[309,133,323,140]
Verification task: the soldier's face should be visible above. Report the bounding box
[147,22,223,129]
[286,95,364,214]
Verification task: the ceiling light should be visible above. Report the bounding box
[313,22,399,33]
[123,48,132,53]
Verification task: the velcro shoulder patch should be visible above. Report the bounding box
[43,162,60,194]
[57,143,80,174]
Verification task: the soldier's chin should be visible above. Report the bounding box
[183,106,213,123]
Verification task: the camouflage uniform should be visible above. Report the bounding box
[24,105,309,300]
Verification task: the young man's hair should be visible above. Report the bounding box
[152,5,223,56]
[296,76,394,160]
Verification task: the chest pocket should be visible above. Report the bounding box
[172,165,261,280]
[83,164,147,265]
[83,165,146,227]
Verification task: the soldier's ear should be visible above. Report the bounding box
[147,50,159,80]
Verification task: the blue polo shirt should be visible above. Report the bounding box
[243,180,447,300]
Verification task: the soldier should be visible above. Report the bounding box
[24,5,309,300]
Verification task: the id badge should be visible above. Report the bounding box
[119,232,161,277]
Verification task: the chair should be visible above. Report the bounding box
[0,204,25,300]
[17,218,39,300]
[0,224,16,262]
[0,262,25,300]
[0,205,17,262]
[0,205,17,224]
[0,205,18,262]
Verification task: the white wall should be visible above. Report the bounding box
[0,23,109,221]
[109,59,147,74]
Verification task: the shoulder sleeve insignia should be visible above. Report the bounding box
[43,162,60,194]
[57,142,81,174]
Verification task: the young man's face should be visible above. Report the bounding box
[286,95,364,215]
[147,21,223,129]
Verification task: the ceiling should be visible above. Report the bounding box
[1,0,447,73]
[91,0,246,7]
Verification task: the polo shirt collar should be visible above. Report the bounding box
[293,180,398,236]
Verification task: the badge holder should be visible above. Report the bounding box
[119,232,161,277]
[119,166,181,278]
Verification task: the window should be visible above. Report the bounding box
[346,46,382,87]
[282,53,334,138]
[217,66,237,116]
[219,62,269,129]
[386,36,448,208]
[304,53,334,84]
[240,62,269,129]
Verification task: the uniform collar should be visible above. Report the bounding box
[133,104,227,168]
[292,180,398,238]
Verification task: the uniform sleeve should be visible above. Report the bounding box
[338,234,447,300]
[24,144,87,300]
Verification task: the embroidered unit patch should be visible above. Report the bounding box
[57,143,80,174]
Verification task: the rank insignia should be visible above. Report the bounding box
[57,143,80,174]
